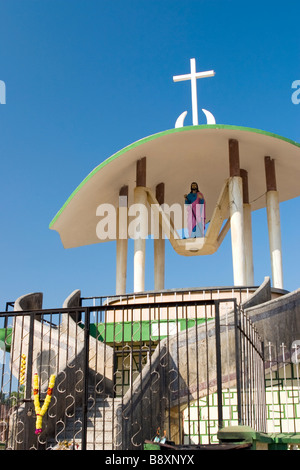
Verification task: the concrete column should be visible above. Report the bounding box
[116,186,128,295]
[134,157,147,293]
[265,156,283,289]
[241,169,254,285]
[154,183,165,291]
[228,139,246,286]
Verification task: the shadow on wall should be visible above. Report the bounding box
[10,290,114,449]
[119,276,296,449]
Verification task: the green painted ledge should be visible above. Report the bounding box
[90,317,208,343]
[0,328,12,352]
[218,425,273,444]
[218,426,300,449]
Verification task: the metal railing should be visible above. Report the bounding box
[0,296,265,450]
[80,285,258,308]
[236,308,266,432]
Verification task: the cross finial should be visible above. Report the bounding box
[173,58,215,126]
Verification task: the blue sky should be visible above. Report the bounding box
[0,0,299,309]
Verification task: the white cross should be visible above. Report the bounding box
[173,58,215,125]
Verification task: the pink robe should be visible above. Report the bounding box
[186,192,206,237]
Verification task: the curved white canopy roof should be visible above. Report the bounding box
[50,125,300,249]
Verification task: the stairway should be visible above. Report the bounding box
[47,393,123,450]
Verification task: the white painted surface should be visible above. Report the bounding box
[266,190,283,289]
[229,176,246,286]
[173,58,215,126]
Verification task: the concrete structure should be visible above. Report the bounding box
[7,277,300,448]
[4,56,300,449]
[119,277,300,446]
[46,120,300,447]
[9,291,114,449]
[50,125,300,292]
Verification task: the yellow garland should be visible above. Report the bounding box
[20,354,26,385]
[33,373,56,435]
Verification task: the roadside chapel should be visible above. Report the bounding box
[50,58,300,294]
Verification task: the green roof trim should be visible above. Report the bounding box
[0,328,12,352]
[49,125,300,228]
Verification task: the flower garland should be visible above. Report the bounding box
[33,373,56,435]
[19,354,26,385]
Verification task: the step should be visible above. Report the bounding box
[65,397,122,418]
[51,442,122,450]
[46,397,122,450]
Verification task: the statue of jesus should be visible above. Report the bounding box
[184,182,206,237]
